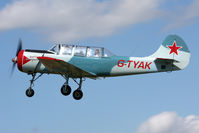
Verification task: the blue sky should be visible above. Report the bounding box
[0,0,199,133]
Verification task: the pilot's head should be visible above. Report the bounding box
[95,49,100,56]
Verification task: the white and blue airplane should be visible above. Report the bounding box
[11,35,190,100]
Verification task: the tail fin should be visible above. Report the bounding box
[150,34,191,70]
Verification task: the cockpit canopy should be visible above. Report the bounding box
[49,44,115,57]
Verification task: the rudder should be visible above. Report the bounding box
[150,34,191,70]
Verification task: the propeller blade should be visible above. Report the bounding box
[11,39,23,78]
[16,39,22,56]
[10,63,16,77]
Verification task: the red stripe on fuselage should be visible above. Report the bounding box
[37,56,62,61]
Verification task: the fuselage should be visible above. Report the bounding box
[17,49,173,78]
[15,34,191,78]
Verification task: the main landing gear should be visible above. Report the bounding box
[61,75,84,100]
[72,78,83,100]
[25,73,43,97]
[25,73,84,100]
[61,75,71,96]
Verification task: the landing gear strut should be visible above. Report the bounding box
[25,73,43,97]
[61,75,71,96]
[72,78,83,100]
[60,75,84,100]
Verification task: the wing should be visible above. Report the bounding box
[37,57,97,79]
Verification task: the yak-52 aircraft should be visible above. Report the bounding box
[11,35,190,100]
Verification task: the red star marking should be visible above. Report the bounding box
[168,41,182,55]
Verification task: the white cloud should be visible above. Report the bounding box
[0,0,161,42]
[164,0,199,31]
[136,112,199,133]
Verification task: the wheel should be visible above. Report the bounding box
[73,89,83,100]
[26,88,34,97]
[61,84,71,96]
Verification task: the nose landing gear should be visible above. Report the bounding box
[25,73,43,97]
[26,88,34,97]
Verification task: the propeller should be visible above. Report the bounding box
[11,39,22,76]
[16,39,22,56]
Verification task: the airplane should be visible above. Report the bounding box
[11,34,191,100]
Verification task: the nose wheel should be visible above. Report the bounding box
[25,73,43,97]
[26,88,34,97]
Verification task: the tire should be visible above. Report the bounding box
[26,88,34,97]
[73,89,83,100]
[61,85,71,96]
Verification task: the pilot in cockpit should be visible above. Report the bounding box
[94,49,100,57]
[59,45,71,55]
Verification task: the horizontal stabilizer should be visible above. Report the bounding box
[155,58,179,63]
[150,35,190,70]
